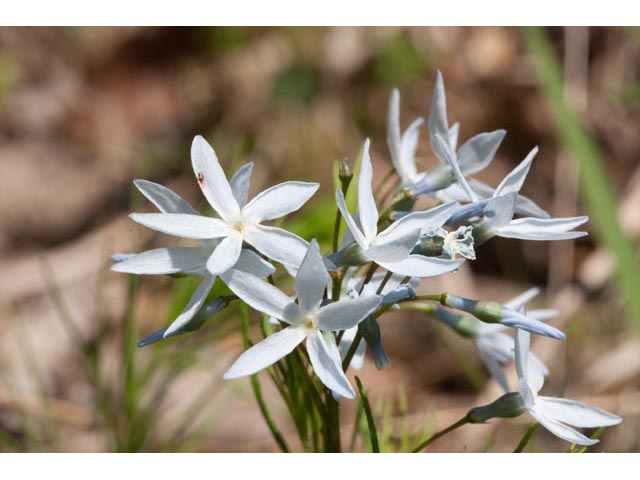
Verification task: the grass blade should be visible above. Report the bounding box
[523,26,640,331]
[355,376,380,453]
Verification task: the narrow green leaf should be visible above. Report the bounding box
[523,26,640,331]
[355,376,380,453]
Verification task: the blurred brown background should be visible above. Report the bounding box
[0,26,639,452]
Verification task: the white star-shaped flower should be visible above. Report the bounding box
[223,240,381,399]
[441,146,550,222]
[409,71,506,200]
[472,192,588,245]
[386,88,426,188]
[473,287,555,392]
[336,139,464,277]
[129,135,319,276]
[515,328,621,446]
[112,178,275,340]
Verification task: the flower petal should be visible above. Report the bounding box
[206,235,242,276]
[306,331,355,399]
[494,146,537,197]
[296,240,330,313]
[428,70,449,152]
[477,337,510,393]
[229,162,254,208]
[481,192,518,230]
[224,326,307,379]
[502,309,565,340]
[134,179,199,215]
[242,181,319,223]
[400,117,424,183]
[514,329,545,406]
[244,224,310,268]
[365,228,421,263]
[234,249,276,278]
[316,295,381,331]
[536,397,621,428]
[357,139,379,241]
[378,202,458,242]
[164,275,216,337]
[111,247,209,275]
[504,287,541,310]
[336,189,367,249]
[432,133,478,202]
[496,216,589,241]
[221,269,292,321]
[387,88,403,175]
[191,135,240,222]
[457,130,506,175]
[129,213,229,240]
[378,255,463,278]
[448,122,460,150]
[529,404,598,446]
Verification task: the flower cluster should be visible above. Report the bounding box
[112,71,620,450]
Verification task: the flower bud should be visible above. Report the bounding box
[338,159,353,195]
[468,392,526,423]
[410,163,455,196]
[429,307,480,338]
[326,241,368,267]
[441,294,565,340]
[137,295,234,347]
[359,315,390,370]
[441,294,503,323]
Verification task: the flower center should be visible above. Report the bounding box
[302,314,316,330]
[233,220,246,233]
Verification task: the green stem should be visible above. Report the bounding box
[514,422,539,453]
[376,271,393,295]
[355,377,379,453]
[373,167,397,199]
[239,305,290,453]
[412,415,470,452]
[342,330,363,371]
[359,262,379,295]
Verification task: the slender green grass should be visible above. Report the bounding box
[355,376,380,453]
[523,26,640,331]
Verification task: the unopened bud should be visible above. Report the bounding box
[468,392,526,423]
[359,315,390,370]
[441,294,503,324]
[326,241,368,267]
[429,307,480,338]
[338,159,352,182]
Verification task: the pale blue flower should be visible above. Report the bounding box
[223,241,381,399]
[128,136,319,275]
[515,329,621,446]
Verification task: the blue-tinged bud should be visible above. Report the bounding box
[468,392,526,423]
[441,294,503,323]
[381,284,416,305]
[441,294,565,340]
[137,296,234,347]
[359,315,390,370]
[410,163,455,196]
[429,307,480,338]
[445,201,488,226]
[326,241,368,267]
